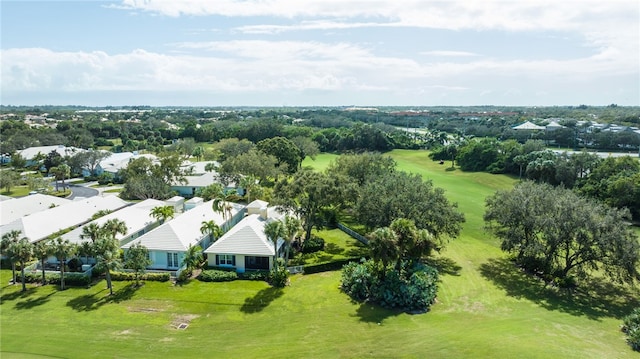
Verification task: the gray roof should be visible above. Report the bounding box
[122,200,245,252]
[0,193,71,226]
[204,214,283,257]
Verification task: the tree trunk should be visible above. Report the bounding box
[41,259,46,285]
[60,265,65,290]
[106,270,113,295]
[11,262,16,284]
[20,264,26,292]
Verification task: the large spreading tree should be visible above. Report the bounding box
[484,181,640,285]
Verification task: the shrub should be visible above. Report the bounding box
[302,235,325,254]
[176,269,192,283]
[18,272,91,286]
[340,260,439,312]
[269,266,289,288]
[623,307,640,351]
[198,269,238,282]
[241,270,270,281]
[110,271,170,282]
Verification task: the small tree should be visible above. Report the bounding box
[13,238,33,292]
[150,205,175,224]
[94,237,121,295]
[182,244,203,277]
[264,220,285,271]
[124,242,151,287]
[33,240,52,285]
[200,220,222,243]
[283,215,302,265]
[51,237,77,290]
[1,230,23,284]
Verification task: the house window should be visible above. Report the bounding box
[167,252,179,268]
[216,254,236,266]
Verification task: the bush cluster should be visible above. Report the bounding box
[18,272,91,286]
[110,271,170,282]
[240,270,270,281]
[341,260,439,312]
[269,266,289,288]
[623,307,640,351]
[301,235,325,254]
[197,269,238,282]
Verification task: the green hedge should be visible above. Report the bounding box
[240,270,270,281]
[110,271,171,282]
[18,272,91,286]
[303,257,362,274]
[198,269,238,282]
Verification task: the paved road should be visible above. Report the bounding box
[68,183,98,200]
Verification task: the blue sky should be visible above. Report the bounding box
[1,0,638,106]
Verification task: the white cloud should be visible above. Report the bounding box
[421,51,480,57]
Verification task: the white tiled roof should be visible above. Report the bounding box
[0,196,130,242]
[61,198,165,244]
[122,200,245,251]
[204,214,283,257]
[0,193,71,226]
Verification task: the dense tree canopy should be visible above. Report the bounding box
[485,181,640,285]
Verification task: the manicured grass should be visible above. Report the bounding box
[2,150,638,358]
[302,152,339,172]
[289,229,368,265]
[1,186,32,197]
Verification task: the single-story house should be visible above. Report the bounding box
[171,171,242,198]
[0,193,71,226]
[91,152,158,177]
[0,196,130,243]
[121,200,246,271]
[204,201,285,273]
[61,198,166,246]
[17,145,83,167]
[512,121,546,131]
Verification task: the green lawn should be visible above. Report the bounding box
[2,150,638,358]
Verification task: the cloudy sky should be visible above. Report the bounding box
[1,0,638,106]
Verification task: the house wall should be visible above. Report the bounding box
[206,254,273,273]
[148,250,186,270]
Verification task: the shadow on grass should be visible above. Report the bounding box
[324,243,345,255]
[66,283,139,312]
[0,287,35,304]
[479,258,640,320]
[424,256,462,276]
[346,244,370,258]
[353,302,402,324]
[14,291,56,310]
[240,287,284,314]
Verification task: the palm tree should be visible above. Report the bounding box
[13,238,33,292]
[150,205,175,224]
[101,218,128,242]
[2,230,23,284]
[283,215,302,265]
[78,241,94,265]
[93,236,121,296]
[182,244,203,277]
[213,197,234,231]
[264,220,285,271]
[51,237,77,290]
[200,220,223,243]
[33,240,52,285]
[239,175,259,203]
[80,222,102,242]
